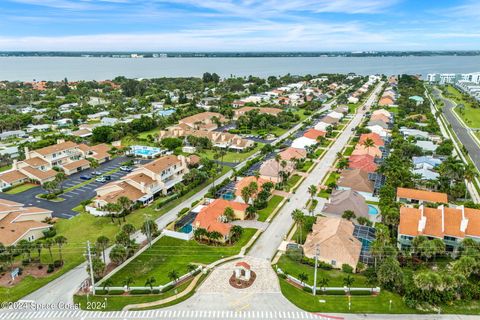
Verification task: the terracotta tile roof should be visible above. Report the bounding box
[321,116,340,124]
[303,217,361,268]
[379,96,395,106]
[337,169,374,193]
[96,181,146,204]
[33,141,78,156]
[372,109,392,118]
[235,261,251,269]
[23,157,49,167]
[370,114,390,123]
[399,206,480,239]
[303,129,326,140]
[179,112,225,126]
[348,154,378,173]
[259,159,294,179]
[235,176,269,197]
[351,144,382,158]
[0,170,28,184]
[193,199,248,236]
[21,166,57,181]
[397,188,448,204]
[63,159,90,171]
[0,199,23,207]
[0,202,52,246]
[143,155,181,175]
[279,147,307,161]
[126,172,155,186]
[359,133,384,147]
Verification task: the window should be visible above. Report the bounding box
[331,260,336,266]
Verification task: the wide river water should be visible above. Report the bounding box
[0,55,479,81]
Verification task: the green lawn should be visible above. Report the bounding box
[74,278,191,311]
[279,278,415,314]
[0,164,11,172]
[257,195,284,222]
[0,166,230,303]
[277,255,367,287]
[343,146,354,156]
[299,160,314,172]
[286,174,302,192]
[446,85,480,128]
[314,148,325,159]
[5,183,38,194]
[108,229,256,287]
[199,144,262,163]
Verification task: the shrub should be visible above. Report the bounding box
[130,289,160,295]
[178,207,190,216]
[47,264,55,273]
[302,287,312,293]
[161,284,174,293]
[341,264,353,274]
[349,290,372,296]
[42,228,57,238]
[325,290,346,295]
[53,260,63,268]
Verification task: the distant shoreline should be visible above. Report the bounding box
[1,51,480,58]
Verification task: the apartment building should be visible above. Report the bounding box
[89,155,189,214]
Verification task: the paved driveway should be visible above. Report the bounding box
[0,156,132,219]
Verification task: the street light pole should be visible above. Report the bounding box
[87,241,96,295]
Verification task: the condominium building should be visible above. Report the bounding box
[426,72,480,85]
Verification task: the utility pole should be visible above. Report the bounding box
[87,241,96,295]
[313,245,319,295]
[144,214,152,248]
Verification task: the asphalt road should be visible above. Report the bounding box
[0,156,131,219]
[432,87,480,170]
[247,82,384,261]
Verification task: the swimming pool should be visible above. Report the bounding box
[368,205,379,215]
[222,192,235,200]
[180,224,193,233]
[130,145,162,158]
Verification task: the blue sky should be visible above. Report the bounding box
[0,0,479,51]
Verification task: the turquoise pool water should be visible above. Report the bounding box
[368,205,379,215]
[180,224,192,233]
[135,149,157,156]
[131,145,161,157]
[222,192,235,200]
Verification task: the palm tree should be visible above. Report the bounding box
[122,224,136,237]
[318,277,329,292]
[298,272,308,286]
[96,236,110,263]
[54,172,67,192]
[362,137,375,156]
[223,207,235,222]
[275,154,281,180]
[187,264,197,274]
[43,239,54,262]
[241,186,252,204]
[117,196,133,222]
[291,209,305,244]
[168,270,180,283]
[34,241,43,261]
[343,275,354,293]
[102,278,113,294]
[54,236,67,263]
[145,277,156,293]
[248,181,259,200]
[308,185,317,214]
[194,228,207,241]
[123,277,133,292]
[463,164,477,200]
[208,231,223,245]
[88,158,99,171]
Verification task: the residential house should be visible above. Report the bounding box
[303,217,362,270]
[399,127,430,140]
[278,147,307,161]
[396,187,448,206]
[378,96,395,106]
[412,156,443,170]
[351,144,382,158]
[321,116,340,125]
[372,109,392,119]
[291,136,317,150]
[303,129,326,140]
[322,189,370,220]
[337,169,376,201]
[314,122,331,132]
[234,176,269,202]
[178,112,226,131]
[370,113,390,124]
[348,154,378,173]
[365,125,389,137]
[0,130,26,140]
[0,199,52,245]
[359,133,384,147]
[413,167,439,181]
[192,199,248,243]
[409,96,424,106]
[367,120,389,129]
[398,205,480,251]
[259,158,295,183]
[101,117,119,126]
[415,140,438,152]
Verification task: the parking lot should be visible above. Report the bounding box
[0,156,151,219]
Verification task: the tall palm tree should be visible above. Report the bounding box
[308,184,317,203]
[318,277,329,292]
[291,209,305,244]
[96,236,110,263]
[463,164,478,200]
[54,236,67,263]
[117,196,133,220]
[122,224,136,237]
[298,272,308,286]
[54,172,67,192]
[123,277,133,292]
[275,154,281,180]
[102,278,113,294]
[43,239,54,262]
[241,186,252,204]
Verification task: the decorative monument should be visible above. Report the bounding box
[230,261,256,289]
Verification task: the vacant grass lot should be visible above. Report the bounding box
[447,85,480,128]
[108,229,256,287]
[199,144,262,163]
[257,195,284,222]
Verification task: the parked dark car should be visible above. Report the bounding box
[104,175,112,181]
[80,175,92,180]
